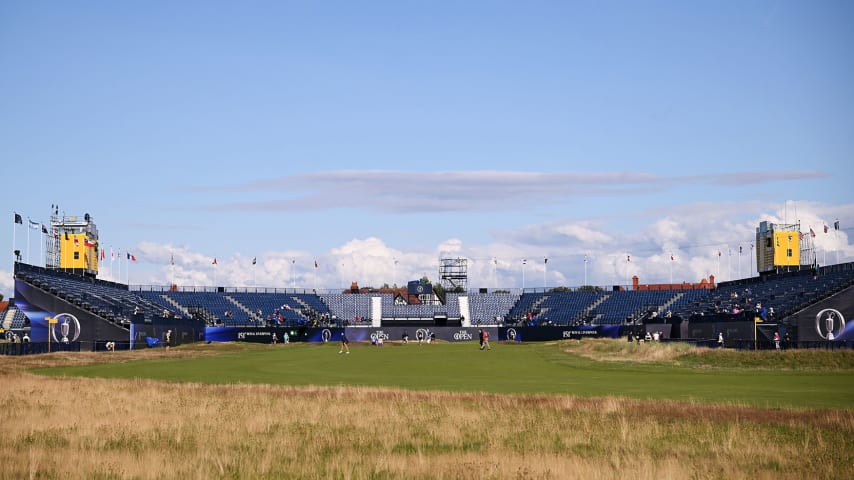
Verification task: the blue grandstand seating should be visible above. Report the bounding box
[12,260,854,334]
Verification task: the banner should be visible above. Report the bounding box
[790,285,853,342]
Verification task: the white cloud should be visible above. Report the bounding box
[3,201,850,299]
[0,269,13,301]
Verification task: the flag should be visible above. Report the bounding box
[100,249,105,261]
[14,212,22,224]
[74,237,80,246]
[170,253,174,266]
[670,254,675,261]
[739,245,742,254]
[717,251,721,257]
[111,248,115,260]
[212,257,217,265]
[798,232,803,240]
[834,220,840,231]
[127,252,136,262]
[544,257,548,264]
[522,259,527,265]
[754,317,764,323]
[584,255,588,263]
[84,239,96,248]
[41,224,48,234]
[28,219,39,230]
[252,257,257,265]
[627,255,631,262]
[314,260,318,269]
[810,227,816,238]
[824,225,829,233]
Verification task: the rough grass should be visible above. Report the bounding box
[567,339,854,370]
[1,371,853,479]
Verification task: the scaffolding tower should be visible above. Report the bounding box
[439,257,468,291]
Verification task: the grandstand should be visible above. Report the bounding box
[5,257,854,349]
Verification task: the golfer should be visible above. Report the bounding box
[339,331,350,354]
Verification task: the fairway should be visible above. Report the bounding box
[39,341,854,409]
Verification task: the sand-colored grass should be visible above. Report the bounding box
[1,366,852,479]
[566,338,854,370]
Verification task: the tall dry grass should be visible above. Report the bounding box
[1,368,852,479]
[566,338,854,370]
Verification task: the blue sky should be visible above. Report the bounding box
[2,0,853,298]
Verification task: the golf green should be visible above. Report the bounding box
[37,342,854,409]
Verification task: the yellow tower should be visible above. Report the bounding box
[755,221,814,274]
[46,212,100,277]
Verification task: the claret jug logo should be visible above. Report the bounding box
[48,313,81,343]
[815,309,845,340]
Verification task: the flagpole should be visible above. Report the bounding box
[625,254,630,291]
[584,255,588,286]
[12,213,18,267]
[40,227,44,267]
[738,246,741,280]
[493,258,497,290]
[26,218,30,264]
[835,219,840,265]
[750,243,754,278]
[521,259,526,290]
[669,254,673,285]
[543,257,547,290]
[716,251,720,280]
[727,249,731,281]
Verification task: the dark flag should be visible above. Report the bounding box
[14,212,22,224]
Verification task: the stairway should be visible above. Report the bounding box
[160,295,191,318]
[657,292,684,315]
[2,306,17,330]
[573,293,610,324]
[224,295,260,322]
